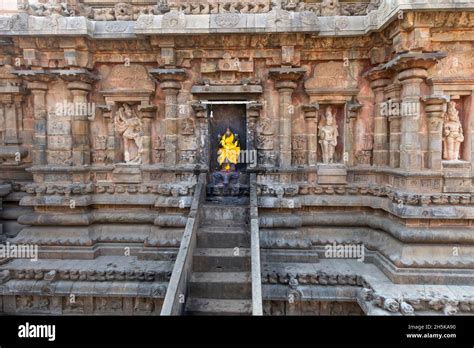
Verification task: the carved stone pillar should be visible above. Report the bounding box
[138,104,157,165]
[62,71,98,166]
[346,98,363,166]
[26,79,50,165]
[423,95,449,170]
[366,69,391,166]
[191,102,208,167]
[302,104,319,166]
[246,101,263,155]
[0,94,27,165]
[97,104,114,164]
[392,53,446,170]
[269,67,306,167]
[150,68,186,166]
[69,85,90,165]
[4,100,18,145]
[384,83,402,168]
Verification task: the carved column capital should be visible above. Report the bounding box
[149,68,186,89]
[15,70,56,86]
[364,67,392,89]
[422,95,449,170]
[59,69,100,86]
[302,103,319,119]
[138,104,157,118]
[246,101,263,119]
[269,67,306,90]
[422,95,449,119]
[191,101,207,118]
[388,52,448,74]
[346,98,363,123]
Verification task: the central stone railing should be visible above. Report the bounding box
[250,173,263,315]
[160,172,206,315]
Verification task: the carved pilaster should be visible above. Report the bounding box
[269,67,306,167]
[384,83,402,168]
[302,103,319,166]
[16,71,56,166]
[422,95,449,170]
[365,68,392,166]
[97,104,114,164]
[138,104,157,165]
[246,101,263,159]
[345,98,363,166]
[61,70,100,166]
[191,101,208,167]
[149,68,186,166]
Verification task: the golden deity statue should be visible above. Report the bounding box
[218,127,240,171]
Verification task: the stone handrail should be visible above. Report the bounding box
[249,173,263,315]
[160,172,206,315]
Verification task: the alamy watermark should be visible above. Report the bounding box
[18,322,55,341]
[53,101,96,120]
[0,242,38,261]
[219,148,257,167]
[324,242,365,262]
[380,99,420,118]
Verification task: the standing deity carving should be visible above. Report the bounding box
[114,104,144,164]
[442,101,464,161]
[318,106,338,164]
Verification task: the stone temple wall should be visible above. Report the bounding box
[0,0,473,315]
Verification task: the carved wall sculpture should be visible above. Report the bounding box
[114,104,144,164]
[318,106,338,164]
[442,101,464,161]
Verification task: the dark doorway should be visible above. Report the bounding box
[208,103,247,173]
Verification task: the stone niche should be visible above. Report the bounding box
[304,60,362,184]
[98,64,157,181]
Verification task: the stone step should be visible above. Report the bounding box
[199,224,247,232]
[202,204,249,224]
[193,248,251,272]
[185,298,252,316]
[197,226,250,248]
[189,272,251,299]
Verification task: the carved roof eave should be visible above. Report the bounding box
[2,1,474,38]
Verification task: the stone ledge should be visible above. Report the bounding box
[1,1,473,37]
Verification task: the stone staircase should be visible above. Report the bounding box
[185,203,252,315]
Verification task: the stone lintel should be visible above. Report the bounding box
[191,84,263,94]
